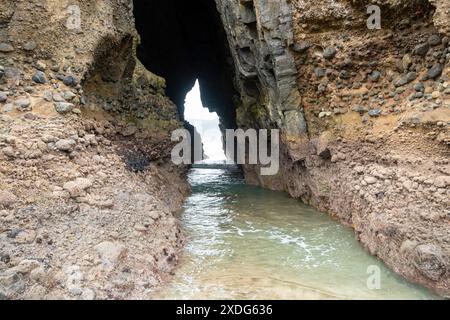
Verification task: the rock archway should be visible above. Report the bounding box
[133,0,238,130]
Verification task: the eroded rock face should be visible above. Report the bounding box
[216,0,307,132]
[0,0,189,299]
[218,0,449,297]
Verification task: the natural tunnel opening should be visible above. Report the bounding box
[133,0,238,132]
[184,80,226,163]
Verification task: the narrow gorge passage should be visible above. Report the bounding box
[132,0,447,299]
[1,0,448,301]
[149,53,438,299]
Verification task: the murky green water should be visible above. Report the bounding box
[154,166,438,300]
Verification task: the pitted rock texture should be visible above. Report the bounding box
[0,0,189,299]
[0,114,190,300]
[1,0,449,299]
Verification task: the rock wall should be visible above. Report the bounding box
[216,0,449,296]
[0,0,190,299]
[215,0,307,135]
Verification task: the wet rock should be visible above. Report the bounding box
[0,43,14,53]
[414,244,446,281]
[32,71,46,84]
[63,178,93,197]
[0,190,17,208]
[54,102,74,114]
[323,47,337,60]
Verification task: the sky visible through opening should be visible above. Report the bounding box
[184,80,226,163]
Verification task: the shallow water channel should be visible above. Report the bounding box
[154,166,438,300]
